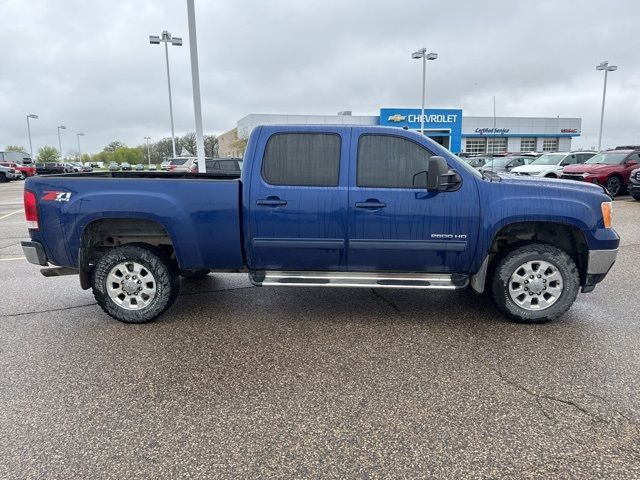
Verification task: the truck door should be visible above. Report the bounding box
[247,129,349,271]
[347,129,480,273]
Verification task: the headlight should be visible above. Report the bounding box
[601,202,612,229]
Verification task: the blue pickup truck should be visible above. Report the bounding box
[21,125,619,324]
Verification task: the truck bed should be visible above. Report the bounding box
[42,171,241,180]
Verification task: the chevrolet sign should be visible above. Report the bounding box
[387,114,407,123]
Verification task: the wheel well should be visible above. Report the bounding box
[487,222,588,285]
[544,173,557,178]
[80,219,177,288]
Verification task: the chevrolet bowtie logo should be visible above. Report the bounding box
[387,114,407,123]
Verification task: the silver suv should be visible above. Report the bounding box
[511,151,596,178]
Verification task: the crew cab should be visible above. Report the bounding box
[21,125,619,325]
[561,149,640,197]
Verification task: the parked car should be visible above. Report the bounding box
[121,162,132,171]
[108,162,120,172]
[22,125,618,326]
[511,151,596,178]
[0,161,36,179]
[62,163,75,173]
[0,151,33,166]
[35,162,66,175]
[134,164,145,171]
[0,164,17,182]
[167,156,212,173]
[627,168,640,201]
[160,161,171,170]
[463,156,492,169]
[148,164,158,171]
[204,158,243,175]
[561,149,640,197]
[478,156,535,175]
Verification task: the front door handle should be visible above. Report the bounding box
[257,197,287,207]
[355,200,386,209]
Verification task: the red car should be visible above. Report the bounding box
[561,149,640,197]
[0,161,36,180]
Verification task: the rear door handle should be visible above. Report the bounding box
[355,201,386,209]
[257,198,287,207]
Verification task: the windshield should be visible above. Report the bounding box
[531,153,566,166]
[483,158,510,167]
[585,152,627,165]
[452,155,482,179]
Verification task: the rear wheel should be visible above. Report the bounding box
[604,176,623,197]
[92,245,179,323]
[632,193,640,201]
[491,243,579,324]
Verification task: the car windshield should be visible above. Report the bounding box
[483,158,510,167]
[170,158,189,166]
[585,152,628,165]
[531,153,566,166]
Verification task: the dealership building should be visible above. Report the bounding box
[224,109,582,156]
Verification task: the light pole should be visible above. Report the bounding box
[76,133,84,162]
[596,61,618,151]
[186,0,206,173]
[149,30,182,159]
[57,125,66,160]
[411,48,438,135]
[144,136,151,167]
[26,114,38,158]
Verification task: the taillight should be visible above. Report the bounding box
[24,190,39,230]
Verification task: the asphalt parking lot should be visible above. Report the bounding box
[1,180,639,479]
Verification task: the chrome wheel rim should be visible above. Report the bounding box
[508,260,563,311]
[106,261,157,310]
[606,177,621,196]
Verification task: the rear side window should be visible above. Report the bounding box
[357,134,432,188]
[262,133,340,186]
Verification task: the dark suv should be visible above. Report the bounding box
[628,167,640,201]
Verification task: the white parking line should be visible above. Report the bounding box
[0,256,25,262]
[0,209,22,221]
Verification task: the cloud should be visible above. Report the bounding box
[1,0,639,154]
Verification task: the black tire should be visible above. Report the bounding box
[92,244,179,323]
[632,193,640,201]
[0,173,7,183]
[180,269,210,279]
[491,243,580,324]
[544,173,557,178]
[604,176,623,197]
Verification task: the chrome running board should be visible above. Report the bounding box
[249,271,468,290]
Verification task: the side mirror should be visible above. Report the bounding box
[427,156,462,192]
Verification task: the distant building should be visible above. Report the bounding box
[217,128,245,158]
[233,109,582,154]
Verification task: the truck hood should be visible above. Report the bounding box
[510,164,556,175]
[497,174,605,195]
[563,163,615,174]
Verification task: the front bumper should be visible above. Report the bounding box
[582,248,618,293]
[21,241,48,266]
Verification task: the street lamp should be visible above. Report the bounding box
[57,125,66,160]
[144,136,151,167]
[596,61,618,151]
[26,114,38,158]
[411,48,438,135]
[76,133,84,162]
[149,30,182,158]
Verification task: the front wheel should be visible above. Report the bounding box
[604,176,623,197]
[491,243,579,324]
[632,193,640,201]
[92,245,179,323]
[19,172,26,180]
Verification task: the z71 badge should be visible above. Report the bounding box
[42,191,72,202]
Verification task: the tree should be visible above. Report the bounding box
[6,145,26,152]
[204,134,218,158]
[179,132,197,156]
[151,137,179,164]
[104,141,126,152]
[36,146,60,162]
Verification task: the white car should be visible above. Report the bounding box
[511,151,596,178]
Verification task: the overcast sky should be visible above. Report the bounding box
[1,0,639,155]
